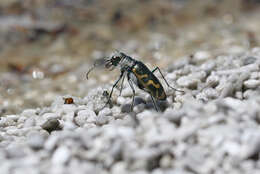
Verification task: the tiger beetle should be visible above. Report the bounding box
[86,51,183,111]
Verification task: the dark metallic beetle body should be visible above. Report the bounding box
[86,51,182,111]
[131,61,166,101]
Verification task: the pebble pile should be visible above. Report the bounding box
[1,48,260,174]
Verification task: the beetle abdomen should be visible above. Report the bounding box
[132,61,166,101]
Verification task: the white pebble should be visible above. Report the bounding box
[244,79,260,89]
[194,51,211,62]
[96,115,109,125]
[98,107,112,116]
[42,113,59,120]
[52,146,71,165]
[24,117,36,127]
[21,109,37,117]
[117,96,126,105]
[75,109,96,126]
[27,131,45,149]
[177,76,199,89]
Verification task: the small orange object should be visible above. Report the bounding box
[64,97,74,104]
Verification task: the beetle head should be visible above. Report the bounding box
[105,51,126,70]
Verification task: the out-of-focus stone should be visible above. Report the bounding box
[41,118,61,133]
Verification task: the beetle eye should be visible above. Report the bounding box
[111,56,121,66]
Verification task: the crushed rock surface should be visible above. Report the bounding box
[1,48,260,174]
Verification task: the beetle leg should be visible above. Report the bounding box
[106,71,124,106]
[150,94,159,112]
[127,73,136,111]
[119,73,126,96]
[152,67,184,92]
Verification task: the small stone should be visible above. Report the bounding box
[206,75,219,87]
[243,57,257,65]
[21,109,37,117]
[6,115,19,122]
[193,51,211,62]
[166,72,177,80]
[98,108,112,116]
[24,117,36,127]
[5,144,26,158]
[44,135,59,151]
[42,113,59,120]
[27,131,45,150]
[222,141,241,156]
[160,154,173,168]
[52,146,71,165]
[200,61,216,73]
[121,104,132,113]
[243,90,258,99]
[6,128,20,135]
[145,101,156,111]
[133,97,146,106]
[204,88,219,99]
[177,76,198,89]
[191,71,207,81]
[96,115,109,125]
[121,87,133,97]
[133,103,146,113]
[17,116,27,124]
[0,117,16,127]
[164,109,183,126]
[219,83,234,98]
[41,118,61,133]
[75,109,96,126]
[244,79,260,89]
[117,96,126,105]
[111,162,127,174]
[240,134,260,160]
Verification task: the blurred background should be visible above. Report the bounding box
[0,0,259,115]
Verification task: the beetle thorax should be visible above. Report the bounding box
[118,56,135,69]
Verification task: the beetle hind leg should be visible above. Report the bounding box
[127,78,136,111]
[150,94,159,112]
[152,67,184,92]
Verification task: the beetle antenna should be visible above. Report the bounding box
[86,65,96,79]
[86,57,108,79]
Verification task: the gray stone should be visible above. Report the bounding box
[41,118,61,133]
[121,104,132,113]
[243,57,257,65]
[133,97,146,106]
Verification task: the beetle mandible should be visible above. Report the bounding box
[86,51,183,111]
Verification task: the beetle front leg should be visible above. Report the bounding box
[119,73,126,96]
[106,71,124,106]
[127,73,136,111]
[152,67,184,92]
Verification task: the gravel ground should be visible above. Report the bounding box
[1,47,260,174]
